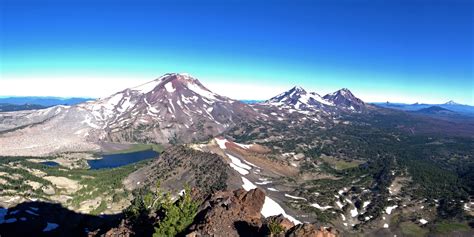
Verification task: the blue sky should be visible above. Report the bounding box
[1,0,473,104]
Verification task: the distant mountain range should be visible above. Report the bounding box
[0,103,47,112]
[373,101,474,116]
[0,73,366,156]
[0,96,93,107]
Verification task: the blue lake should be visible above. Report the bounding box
[88,149,159,170]
[41,161,59,167]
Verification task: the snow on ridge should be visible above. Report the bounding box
[385,205,398,215]
[186,81,217,100]
[215,138,228,149]
[284,194,307,201]
[310,203,333,210]
[82,115,100,129]
[43,222,59,232]
[230,163,250,175]
[164,82,176,93]
[350,207,359,217]
[255,180,272,185]
[262,196,301,225]
[241,177,257,190]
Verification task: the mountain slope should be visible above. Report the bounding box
[415,106,457,115]
[266,86,334,111]
[0,73,260,156]
[0,103,47,112]
[263,86,366,115]
[323,88,366,111]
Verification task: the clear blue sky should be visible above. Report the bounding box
[1,0,473,104]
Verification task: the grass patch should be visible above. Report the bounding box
[399,222,428,237]
[90,200,107,215]
[433,221,470,234]
[320,155,364,170]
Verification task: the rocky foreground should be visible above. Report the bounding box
[104,188,338,237]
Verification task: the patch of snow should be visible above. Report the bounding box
[419,219,428,225]
[242,159,260,168]
[241,177,257,191]
[255,181,272,185]
[118,97,133,113]
[9,210,20,215]
[187,82,217,100]
[215,138,227,149]
[383,223,389,228]
[385,205,398,215]
[164,82,175,93]
[227,154,252,170]
[26,210,39,216]
[261,196,301,225]
[43,222,59,232]
[82,115,100,129]
[267,188,279,192]
[363,201,371,208]
[365,216,371,221]
[230,163,249,175]
[350,207,359,217]
[336,201,344,209]
[341,214,346,221]
[285,194,307,201]
[310,203,333,210]
[178,189,185,196]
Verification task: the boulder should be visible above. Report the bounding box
[286,224,337,237]
[186,188,266,236]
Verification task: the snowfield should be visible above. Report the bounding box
[385,205,398,215]
[43,222,59,232]
[241,177,300,225]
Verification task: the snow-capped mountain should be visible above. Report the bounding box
[444,100,460,105]
[323,88,366,111]
[265,86,365,113]
[77,73,259,143]
[266,86,334,111]
[0,74,367,156]
[0,73,259,156]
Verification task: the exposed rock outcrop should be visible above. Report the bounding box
[286,224,337,237]
[186,188,338,237]
[186,188,266,236]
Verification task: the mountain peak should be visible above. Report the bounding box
[131,73,202,95]
[445,100,459,105]
[323,88,365,111]
[291,86,306,93]
[267,86,333,111]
